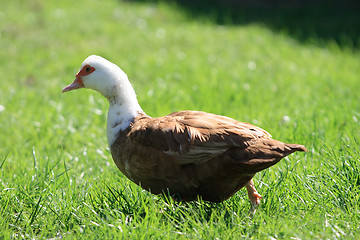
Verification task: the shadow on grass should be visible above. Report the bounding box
[125,0,360,49]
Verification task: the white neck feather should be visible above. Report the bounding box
[106,81,144,146]
[78,55,145,146]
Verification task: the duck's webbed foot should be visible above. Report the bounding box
[245,179,262,213]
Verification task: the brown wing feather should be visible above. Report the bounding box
[110,111,306,202]
[129,111,272,164]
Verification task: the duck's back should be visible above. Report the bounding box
[109,110,306,202]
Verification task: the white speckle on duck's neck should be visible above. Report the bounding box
[106,83,145,147]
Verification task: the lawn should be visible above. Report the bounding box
[0,0,359,239]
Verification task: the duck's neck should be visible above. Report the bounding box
[106,82,145,146]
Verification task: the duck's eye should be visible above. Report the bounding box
[77,65,95,77]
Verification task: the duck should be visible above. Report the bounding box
[62,55,306,208]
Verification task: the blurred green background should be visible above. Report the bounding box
[0,0,359,239]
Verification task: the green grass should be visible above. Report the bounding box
[1,0,359,238]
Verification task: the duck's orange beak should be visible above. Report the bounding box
[62,77,84,93]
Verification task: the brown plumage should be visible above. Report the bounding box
[62,55,306,207]
[110,111,306,203]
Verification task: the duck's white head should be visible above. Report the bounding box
[62,55,135,105]
[63,55,144,145]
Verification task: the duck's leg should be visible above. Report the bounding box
[245,179,262,209]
